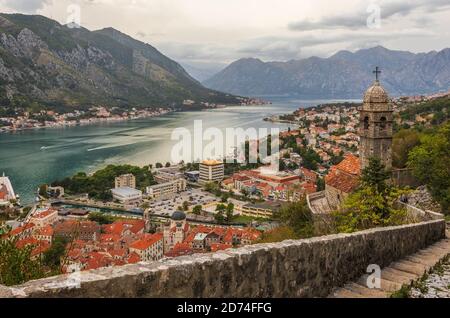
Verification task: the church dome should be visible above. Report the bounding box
[171,211,187,221]
[363,81,389,104]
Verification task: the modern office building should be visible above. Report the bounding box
[146,178,187,199]
[199,160,225,184]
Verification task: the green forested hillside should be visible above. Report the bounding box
[0,13,241,112]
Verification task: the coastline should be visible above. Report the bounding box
[0,109,175,134]
[0,101,272,134]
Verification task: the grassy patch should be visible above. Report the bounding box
[390,285,411,298]
[232,215,271,224]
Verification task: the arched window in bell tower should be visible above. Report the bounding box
[380,117,387,130]
[364,116,369,130]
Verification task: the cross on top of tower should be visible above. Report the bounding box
[373,66,381,82]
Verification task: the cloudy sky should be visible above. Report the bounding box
[1,0,449,76]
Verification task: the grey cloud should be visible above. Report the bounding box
[159,27,431,65]
[237,28,432,61]
[288,0,450,31]
[1,0,51,13]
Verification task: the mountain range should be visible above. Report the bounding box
[203,46,450,98]
[0,13,240,111]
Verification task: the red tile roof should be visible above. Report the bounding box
[325,169,359,193]
[15,237,40,249]
[241,228,262,241]
[100,233,121,244]
[33,208,57,219]
[210,243,232,252]
[233,174,251,182]
[103,220,145,236]
[127,252,141,264]
[301,168,317,181]
[9,223,35,237]
[325,154,360,193]
[165,243,193,257]
[15,238,50,257]
[335,154,360,176]
[35,225,54,237]
[31,241,50,257]
[129,233,163,251]
[222,178,234,185]
[85,252,111,270]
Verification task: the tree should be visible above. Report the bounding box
[279,160,287,171]
[192,205,202,215]
[215,204,226,223]
[52,164,156,199]
[226,203,235,222]
[360,157,390,193]
[155,163,163,169]
[182,201,190,211]
[0,237,45,286]
[333,156,409,233]
[275,200,314,238]
[221,193,229,203]
[88,212,115,225]
[216,204,226,213]
[330,154,344,166]
[165,162,171,168]
[408,122,450,213]
[215,211,225,223]
[392,129,421,168]
[333,186,408,233]
[42,237,67,270]
[204,182,220,195]
[316,177,325,191]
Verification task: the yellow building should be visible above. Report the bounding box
[199,160,225,184]
[115,174,136,189]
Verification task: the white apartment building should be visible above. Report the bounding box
[199,160,225,184]
[146,178,186,199]
[114,174,136,189]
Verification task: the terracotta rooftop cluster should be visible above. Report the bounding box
[62,219,161,272]
[166,225,262,258]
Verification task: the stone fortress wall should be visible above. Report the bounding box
[1,211,446,298]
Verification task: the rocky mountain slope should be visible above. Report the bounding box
[204,46,450,98]
[0,13,240,111]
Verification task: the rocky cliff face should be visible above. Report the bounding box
[204,46,450,98]
[0,14,238,110]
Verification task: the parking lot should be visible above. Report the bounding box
[149,188,219,217]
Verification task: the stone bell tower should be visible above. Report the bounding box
[359,67,393,170]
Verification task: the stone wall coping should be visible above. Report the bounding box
[0,218,445,298]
